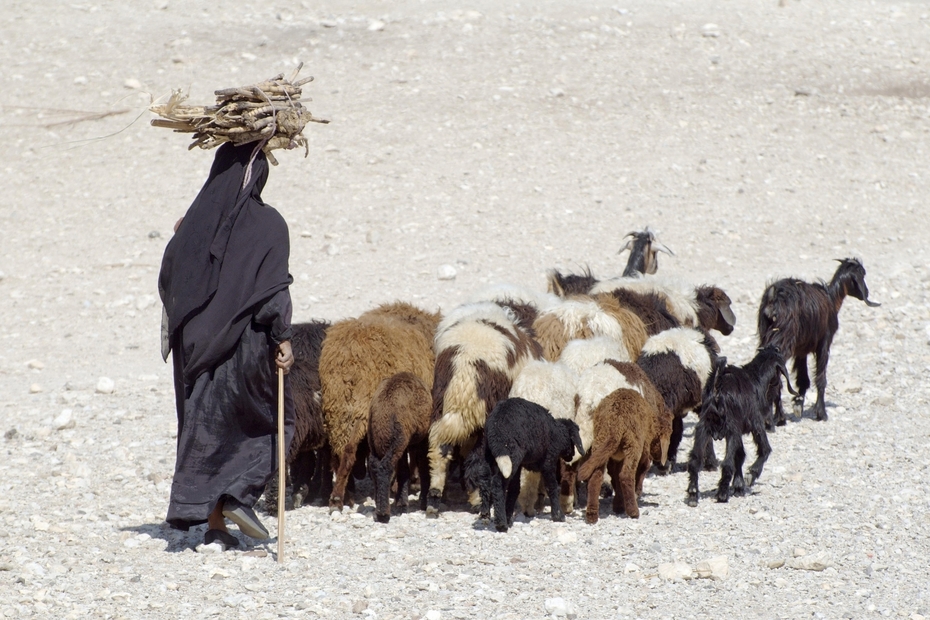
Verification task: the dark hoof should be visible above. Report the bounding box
[816,410,828,422]
[551,513,565,523]
[654,463,672,476]
[612,498,624,514]
[584,511,599,525]
[732,485,746,497]
[715,493,730,503]
[745,474,756,488]
[375,512,391,524]
[702,458,720,472]
[495,523,509,533]
[328,497,343,513]
[425,490,442,518]
[393,504,407,516]
[775,417,787,427]
[686,496,698,508]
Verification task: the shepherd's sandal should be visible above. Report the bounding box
[222,499,270,539]
[204,529,240,550]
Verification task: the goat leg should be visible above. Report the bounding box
[617,456,640,518]
[686,422,708,507]
[745,429,773,488]
[560,464,577,516]
[730,441,747,497]
[607,460,624,514]
[813,344,831,421]
[716,435,741,503]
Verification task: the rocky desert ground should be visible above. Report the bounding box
[1,0,930,618]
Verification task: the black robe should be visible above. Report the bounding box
[158,142,295,530]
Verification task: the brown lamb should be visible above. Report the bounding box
[368,372,432,523]
[576,388,673,523]
[320,302,441,512]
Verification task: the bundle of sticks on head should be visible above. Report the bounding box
[149,62,328,164]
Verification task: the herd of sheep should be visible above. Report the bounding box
[264,230,880,531]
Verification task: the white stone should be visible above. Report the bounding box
[30,384,42,394]
[425,611,442,620]
[437,264,457,280]
[324,244,339,256]
[368,19,385,31]
[694,555,729,580]
[787,551,831,571]
[197,542,223,554]
[556,531,577,544]
[96,377,115,394]
[658,562,693,581]
[124,78,143,90]
[54,409,74,430]
[27,359,44,369]
[623,562,641,573]
[701,23,720,37]
[544,597,573,617]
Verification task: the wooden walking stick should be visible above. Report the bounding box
[277,367,285,563]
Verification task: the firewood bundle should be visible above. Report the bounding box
[149,63,328,164]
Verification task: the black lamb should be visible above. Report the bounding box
[686,346,799,506]
[465,398,584,532]
[758,258,880,424]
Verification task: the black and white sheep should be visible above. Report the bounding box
[758,258,880,424]
[636,327,720,473]
[427,302,543,516]
[465,397,583,532]
[686,347,799,506]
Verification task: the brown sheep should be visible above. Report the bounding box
[576,388,672,523]
[320,302,441,512]
[368,372,432,523]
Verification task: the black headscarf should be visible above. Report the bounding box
[159,141,292,383]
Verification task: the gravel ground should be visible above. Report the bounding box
[2,0,930,618]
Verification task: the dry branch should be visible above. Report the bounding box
[149,62,329,164]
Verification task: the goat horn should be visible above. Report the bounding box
[865,299,881,307]
[617,237,636,254]
[651,240,675,256]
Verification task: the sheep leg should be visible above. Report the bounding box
[715,434,742,503]
[560,464,577,516]
[792,355,810,418]
[369,450,393,523]
[393,451,411,516]
[329,444,357,512]
[290,450,315,509]
[686,422,708,507]
[491,470,509,532]
[504,468,522,529]
[411,441,431,512]
[730,441,747,497]
[518,471,542,517]
[311,443,333,505]
[584,466,605,524]
[542,465,564,522]
[617,455,640,518]
[426,439,454,517]
[635,449,652,498]
[608,460,624,514]
[812,340,832,421]
[745,428,772,488]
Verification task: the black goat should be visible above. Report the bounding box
[758,258,880,424]
[465,398,583,532]
[618,229,674,277]
[686,347,798,506]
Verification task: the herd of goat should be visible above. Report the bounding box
[264,230,880,531]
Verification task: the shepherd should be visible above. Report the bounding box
[158,140,295,550]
